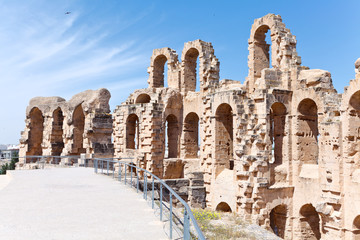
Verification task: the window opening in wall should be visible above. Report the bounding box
[72,105,86,155]
[353,215,360,237]
[196,57,200,91]
[270,102,286,165]
[51,107,64,156]
[126,114,139,150]
[299,204,321,240]
[253,25,271,81]
[164,59,168,88]
[27,107,44,156]
[183,112,200,158]
[215,202,232,212]
[215,103,234,170]
[165,114,178,158]
[135,94,151,104]
[184,48,200,92]
[265,30,272,67]
[153,54,167,88]
[270,205,287,239]
[297,99,319,164]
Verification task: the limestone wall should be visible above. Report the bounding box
[19,88,113,162]
[20,13,360,240]
[112,14,360,239]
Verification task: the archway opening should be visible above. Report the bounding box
[270,204,287,239]
[216,202,232,212]
[350,90,360,111]
[51,107,64,156]
[71,105,86,155]
[297,99,319,164]
[153,54,168,88]
[184,48,200,92]
[215,103,233,170]
[270,102,286,165]
[353,215,360,238]
[348,91,360,157]
[27,107,44,156]
[165,114,179,158]
[135,94,151,104]
[183,112,200,158]
[253,25,271,81]
[126,114,139,149]
[299,204,321,240]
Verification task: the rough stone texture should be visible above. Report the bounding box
[19,13,360,240]
[112,14,360,239]
[19,88,114,163]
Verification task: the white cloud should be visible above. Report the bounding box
[0,1,152,143]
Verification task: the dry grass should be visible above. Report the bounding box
[192,209,256,240]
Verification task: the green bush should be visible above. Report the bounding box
[0,152,19,175]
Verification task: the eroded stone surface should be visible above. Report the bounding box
[19,88,113,162]
[20,14,360,240]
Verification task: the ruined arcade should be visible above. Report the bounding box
[19,14,360,239]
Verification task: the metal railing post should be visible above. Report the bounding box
[160,184,163,221]
[106,160,109,175]
[124,164,127,185]
[152,176,154,209]
[170,192,173,239]
[118,163,122,182]
[136,169,139,193]
[101,160,103,174]
[144,173,147,200]
[95,159,98,173]
[112,161,114,178]
[130,165,133,187]
[184,208,190,240]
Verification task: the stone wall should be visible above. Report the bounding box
[19,88,113,163]
[20,13,360,240]
[112,14,360,239]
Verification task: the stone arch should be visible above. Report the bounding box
[148,47,179,89]
[27,107,44,156]
[353,215,360,239]
[183,112,200,158]
[216,202,232,212]
[345,90,360,157]
[269,102,287,186]
[299,204,321,240]
[71,104,86,155]
[270,102,287,164]
[181,40,219,93]
[350,90,360,111]
[126,114,139,149]
[135,93,151,104]
[215,103,233,170]
[182,47,200,92]
[270,204,287,239]
[354,215,360,229]
[51,107,64,156]
[165,114,179,158]
[247,14,301,92]
[252,25,272,81]
[297,98,319,164]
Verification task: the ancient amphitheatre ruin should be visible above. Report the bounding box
[18,13,360,239]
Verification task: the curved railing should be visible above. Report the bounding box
[17,156,205,240]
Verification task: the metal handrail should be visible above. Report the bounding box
[17,156,205,240]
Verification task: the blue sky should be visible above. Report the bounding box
[0,0,359,144]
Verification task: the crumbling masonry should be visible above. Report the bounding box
[20,14,360,239]
[19,88,114,161]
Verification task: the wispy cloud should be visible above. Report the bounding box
[0,0,153,143]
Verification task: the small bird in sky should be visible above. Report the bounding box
[65,11,71,15]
